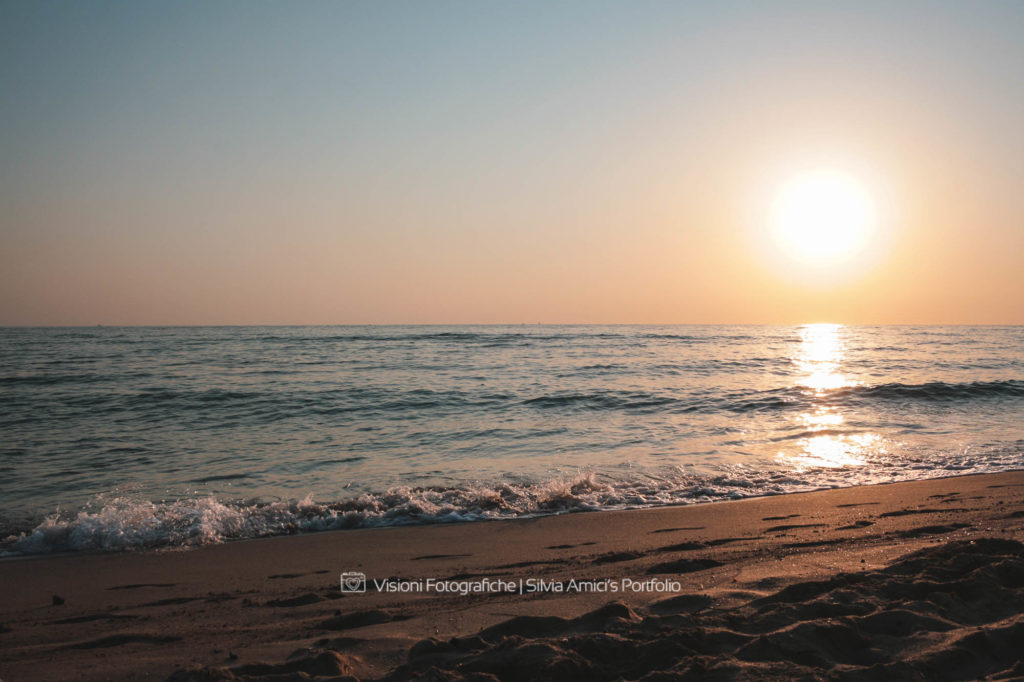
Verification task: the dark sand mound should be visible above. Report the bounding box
[167,538,1024,681]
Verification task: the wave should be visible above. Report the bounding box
[6,379,1019,433]
[5,440,1022,557]
[245,331,585,344]
[639,333,754,342]
[523,393,679,411]
[46,379,1019,421]
[0,472,782,556]
[172,329,765,346]
[0,373,113,386]
[523,380,1024,415]
[833,379,1024,402]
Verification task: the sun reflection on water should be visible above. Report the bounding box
[778,324,881,470]
[794,323,855,392]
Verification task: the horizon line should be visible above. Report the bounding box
[2,322,1023,329]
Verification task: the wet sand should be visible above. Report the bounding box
[2,470,1023,681]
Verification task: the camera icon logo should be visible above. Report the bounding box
[340,571,367,593]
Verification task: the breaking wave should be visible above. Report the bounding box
[5,446,1023,557]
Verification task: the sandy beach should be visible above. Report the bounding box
[0,470,1021,680]
[4,0,1023,679]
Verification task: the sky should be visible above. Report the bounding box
[1,1,1022,325]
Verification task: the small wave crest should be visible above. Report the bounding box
[0,471,797,556]
[522,380,1024,415]
[840,379,1024,401]
[523,393,679,411]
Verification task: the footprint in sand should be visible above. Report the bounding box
[837,520,875,530]
[896,523,971,538]
[879,508,968,518]
[54,613,139,624]
[650,526,706,534]
[140,596,202,607]
[764,523,827,533]
[647,558,723,575]
[592,551,645,565]
[546,541,597,549]
[67,634,182,649]
[321,610,411,631]
[263,593,326,607]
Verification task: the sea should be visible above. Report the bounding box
[1,325,1022,556]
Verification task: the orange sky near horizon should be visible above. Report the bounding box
[1,2,1021,326]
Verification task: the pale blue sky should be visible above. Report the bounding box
[2,1,1022,324]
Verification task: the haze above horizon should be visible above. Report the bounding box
[2,1,1022,325]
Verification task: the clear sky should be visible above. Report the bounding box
[2,1,1022,325]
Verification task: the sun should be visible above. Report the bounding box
[769,169,877,265]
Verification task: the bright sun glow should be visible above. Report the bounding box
[770,169,876,265]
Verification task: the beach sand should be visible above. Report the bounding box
[2,470,1023,681]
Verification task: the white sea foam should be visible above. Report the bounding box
[4,447,1022,557]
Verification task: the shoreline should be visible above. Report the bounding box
[1,470,1022,680]
[5,467,1023,561]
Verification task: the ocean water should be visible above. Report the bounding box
[1,325,1022,556]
